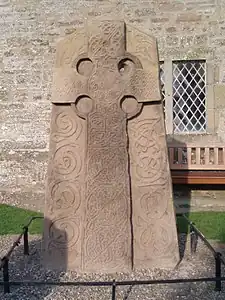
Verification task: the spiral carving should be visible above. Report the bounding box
[48,217,80,249]
[52,111,82,142]
[53,145,82,176]
[50,181,81,212]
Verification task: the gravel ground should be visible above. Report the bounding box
[0,234,225,300]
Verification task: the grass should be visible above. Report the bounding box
[1,204,225,242]
[0,204,43,235]
[177,211,225,242]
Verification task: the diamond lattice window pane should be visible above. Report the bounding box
[159,62,165,116]
[172,60,206,133]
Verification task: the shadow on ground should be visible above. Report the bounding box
[169,137,191,261]
[0,217,68,299]
[1,216,225,299]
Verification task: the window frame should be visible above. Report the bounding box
[160,59,214,135]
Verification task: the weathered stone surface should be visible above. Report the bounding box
[176,13,202,23]
[43,20,179,273]
[127,28,179,268]
[129,105,179,269]
[43,104,85,270]
[217,108,225,141]
[214,84,225,108]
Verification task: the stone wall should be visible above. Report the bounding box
[1,0,225,211]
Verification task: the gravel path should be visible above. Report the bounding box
[0,234,225,299]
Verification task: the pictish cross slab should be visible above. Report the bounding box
[44,21,180,274]
[71,21,161,270]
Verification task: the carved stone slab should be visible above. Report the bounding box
[43,104,85,270]
[43,20,179,273]
[126,26,179,269]
[129,105,179,269]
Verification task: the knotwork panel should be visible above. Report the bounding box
[128,103,179,269]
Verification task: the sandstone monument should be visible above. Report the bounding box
[43,20,179,273]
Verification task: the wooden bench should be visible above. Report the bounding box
[168,144,225,184]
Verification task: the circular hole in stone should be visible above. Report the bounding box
[75,96,93,115]
[121,96,139,114]
[76,58,93,76]
[118,58,135,75]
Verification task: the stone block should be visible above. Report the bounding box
[42,20,179,274]
[176,13,202,23]
[214,84,225,108]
